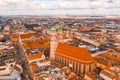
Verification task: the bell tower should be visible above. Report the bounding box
[50,26,63,60]
[50,27,58,60]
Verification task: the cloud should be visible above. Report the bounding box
[0,0,120,15]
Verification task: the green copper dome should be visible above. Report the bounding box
[56,26,62,30]
[50,27,57,31]
[50,26,63,31]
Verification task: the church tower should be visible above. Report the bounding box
[50,27,58,60]
[50,26,63,60]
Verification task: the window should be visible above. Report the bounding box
[59,57,61,63]
[73,62,75,71]
[76,63,78,72]
[64,59,66,65]
[55,56,57,61]
[66,59,69,66]
[79,64,81,73]
[89,65,91,72]
[83,65,86,74]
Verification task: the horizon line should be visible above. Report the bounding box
[1,14,120,17]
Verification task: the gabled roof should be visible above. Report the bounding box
[55,43,94,64]
[20,33,40,39]
[27,52,42,60]
[23,38,49,49]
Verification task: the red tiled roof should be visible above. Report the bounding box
[23,38,49,49]
[14,65,20,71]
[20,33,40,39]
[31,64,38,71]
[55,43,94,64]
[100,53,120,62]
[11,34,19,39]
[27,52,42,60]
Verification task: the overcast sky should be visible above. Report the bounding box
[0,0,120,15]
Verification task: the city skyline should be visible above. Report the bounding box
[0,13,120,80]
[0,0,120,16]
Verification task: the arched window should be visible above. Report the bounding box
[83,65,86,74]
[89,65,91,72]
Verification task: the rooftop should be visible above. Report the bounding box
[50,26,63,31]
[27,52,42,60]
[101,70,116,79]
[100,66,120,79]
[11,33,19,39]
[20,33,40,39]
[23,38,49,49]
[99,51,120,62]
[55,43,94,64]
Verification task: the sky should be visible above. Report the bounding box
[0,0,120,16]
